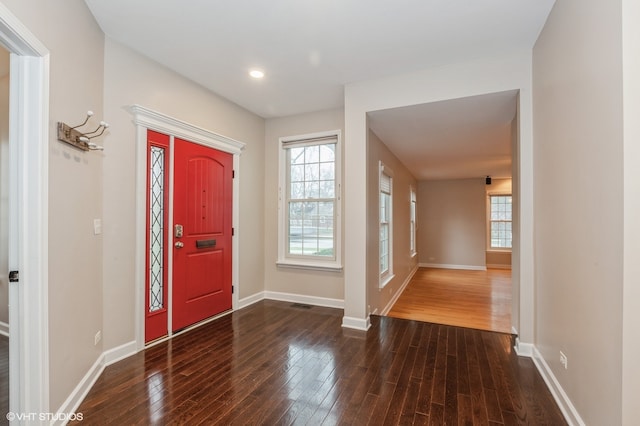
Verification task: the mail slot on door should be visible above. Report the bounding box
[196,239,217,249]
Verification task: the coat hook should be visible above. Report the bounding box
[69,110,94,130]
[84,121,110,140]
[57,111,109,152]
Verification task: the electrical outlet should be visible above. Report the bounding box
[94,330,102,346]
[560,351,568,369]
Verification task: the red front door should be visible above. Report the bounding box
[172,138,233,331]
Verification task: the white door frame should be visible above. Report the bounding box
[0,3,50,420]
[129,105,245,350]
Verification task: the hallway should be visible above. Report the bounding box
[387,268,512,333]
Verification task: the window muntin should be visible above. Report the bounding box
[278,132,341,270]
[490,195,512,249]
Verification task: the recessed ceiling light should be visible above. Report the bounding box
[249,69,264,79]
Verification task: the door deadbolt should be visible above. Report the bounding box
[175,224,183,238]
[175,241,184,248]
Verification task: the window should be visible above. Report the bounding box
[489,195,512,249]
[278,131,341,271]
[380,162,394,286]
[410,187,417,256]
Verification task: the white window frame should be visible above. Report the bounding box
[379,161,394,287]
[487,193,513,251]
[410,186,417,257]
[277,130,342,271]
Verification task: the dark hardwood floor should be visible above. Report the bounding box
[73,300,565,425]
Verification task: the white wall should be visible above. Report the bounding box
[418,179,486,269]
[344,52,535,339]
[0,70,8,328]
[102,38,265,350]
[622,0,640,423]
[263,109,344,302]
[3,0,105,411]
[367,130,418,314]
[533,0,623,423]
[510,110,521,335]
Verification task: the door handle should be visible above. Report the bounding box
[175,241,184,248]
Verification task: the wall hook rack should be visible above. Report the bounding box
[57,110,109,151]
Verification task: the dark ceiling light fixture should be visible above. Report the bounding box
[485,176,492,185]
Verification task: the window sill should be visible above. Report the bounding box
[380,273,395,288]
[276,260,343,272]
[486,249,512,253]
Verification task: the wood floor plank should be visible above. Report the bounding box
[429,403,445,426]
[458,393,474,426]
[70,300,566,425]
[415,323,439,415]
[465,329,491,426]
[444,354,458,426]
[431,325,448,405]
[398,376,421,425]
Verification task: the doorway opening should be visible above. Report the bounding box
[366,90,519,334]
[0,43,10,418]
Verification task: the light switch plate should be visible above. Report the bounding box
[93,219,102,235]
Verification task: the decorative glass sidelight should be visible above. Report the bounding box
[149,146,165,312]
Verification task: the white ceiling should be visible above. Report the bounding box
[368,91,518,181]
[85,0,553,181]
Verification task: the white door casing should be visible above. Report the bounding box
[0,2,50,421]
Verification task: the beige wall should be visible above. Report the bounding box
[263,109,344,301]
[0,70,8,326]
[418,179,486,269]
[485,178,512,268]
[367,130,418,314]
[3,0,106,410]
[533,0,623,424]
[102,38,265,350]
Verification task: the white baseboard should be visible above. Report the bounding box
[264,291,344,309]
[514,339,534,357]
[381,264,419,315]
[104,341,137,366]
[53,354,106,426]
[342,315,371,331]
[532,347,585,426]
[0,321,8,337]
[238,291,264,309]
[53,340,137,425]
[486,263,512,270]
[419,263,487,271]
